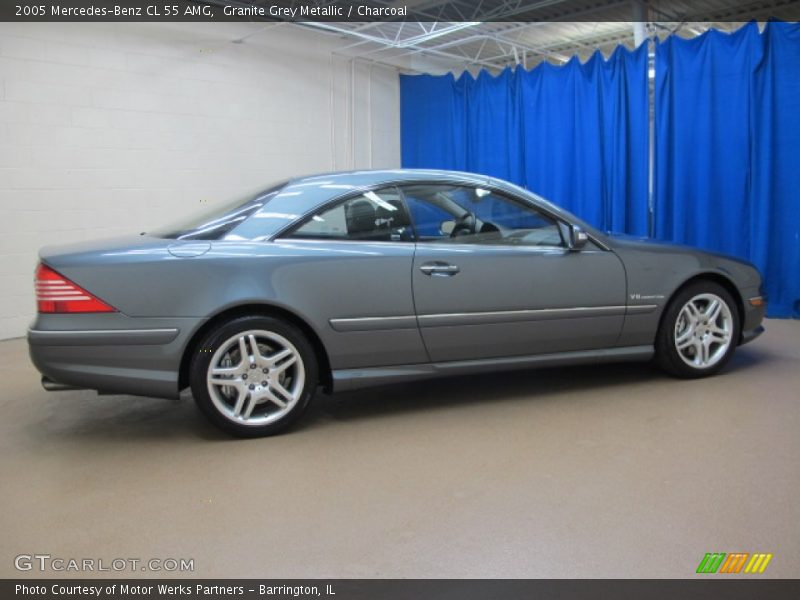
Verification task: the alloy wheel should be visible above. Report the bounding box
[206,329,305,426]
[673,293,734,369]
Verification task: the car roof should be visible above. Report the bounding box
[224,169,492,241]
[228,168,596,242]
[285,168,490,187]
[277,168,574,222]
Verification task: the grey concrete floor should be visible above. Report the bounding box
[1,321,798,579]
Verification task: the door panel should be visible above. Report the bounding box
[412,244,627,362]
[272,187,426,369]
[271,239,426,368]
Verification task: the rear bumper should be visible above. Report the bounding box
[27,314,205,400]
[28,327,179,346]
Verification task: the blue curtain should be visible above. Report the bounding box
[400,44,650,235]
[655,21,800,317]
[400,73,467,171]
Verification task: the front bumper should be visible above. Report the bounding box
[28,314,205,400]
[738,288,766,346]
[740,325,765,346]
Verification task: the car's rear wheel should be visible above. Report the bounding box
[189,316,317,437]
[655,281,740,378]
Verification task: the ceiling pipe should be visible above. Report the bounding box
[303,21,481,50]
[394,30,570,64]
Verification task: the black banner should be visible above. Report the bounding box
[3,0,800,23]
[4,579,800,600]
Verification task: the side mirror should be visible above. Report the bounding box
[440,220,456,236]
[568,225,589,251]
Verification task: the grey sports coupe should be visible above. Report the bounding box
[28,169,765,436]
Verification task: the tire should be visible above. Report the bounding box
[189,316,318,437]
[655,281,740,378]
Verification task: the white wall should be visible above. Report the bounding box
[0,23,401,339]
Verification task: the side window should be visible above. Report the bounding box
[286,188,414,242]
[400,184,565,247]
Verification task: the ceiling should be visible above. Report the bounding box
[209,0,800,73]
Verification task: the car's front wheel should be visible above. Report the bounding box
[656,281,740,378]
[190,316,318,437]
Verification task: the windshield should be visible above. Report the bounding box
[151,181,289,240]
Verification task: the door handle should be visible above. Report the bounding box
[419,262,460,277]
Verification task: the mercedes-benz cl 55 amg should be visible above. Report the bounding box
[28,170,766,436]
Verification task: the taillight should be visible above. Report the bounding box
[35,264,116,313]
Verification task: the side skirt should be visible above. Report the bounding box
[332,345,654,392]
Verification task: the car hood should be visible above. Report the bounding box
[605,232,687,249]
[603,232,762,292]
[605,232,753,265]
